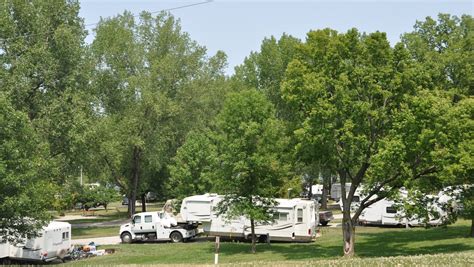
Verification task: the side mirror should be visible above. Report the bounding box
[131,218,135,224]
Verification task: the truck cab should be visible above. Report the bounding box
[120,211,197,243]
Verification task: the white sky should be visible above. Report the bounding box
[79,0,473,74]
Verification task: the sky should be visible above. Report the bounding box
[79,0,473,75]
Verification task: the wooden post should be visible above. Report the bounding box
[214,236,220,265]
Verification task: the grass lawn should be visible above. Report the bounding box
[66,220,474,266]
[72,226,119,239]
[57,202,164,225]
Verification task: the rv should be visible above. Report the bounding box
[339,188,451,226]
[119,211,198,243]
[0,221,71,263]
[180,194,319,242]
[330,183,352,201]
[310,184,323,200]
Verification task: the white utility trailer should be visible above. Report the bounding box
[0,221,71,263]
[119,211,197,243]
[180,194,319,242]
[330,183,352,201]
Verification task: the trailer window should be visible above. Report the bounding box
[273,212,289,221]
[386,206,397,214]
[297,209,303,223]
[145,215,153,223]
[62,232,69,240]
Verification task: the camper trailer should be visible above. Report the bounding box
[0,221,71,263]
[338,188,451,226]
[180,194,319,242]
[330,183,352,201]
[310,184,323,200]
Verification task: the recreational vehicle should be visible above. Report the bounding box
[339,188,451,226]
[119,211,198,243]
[180,194,319,242]
[310,184,323,200]
[330,183,352,201]
[0,221,71,263]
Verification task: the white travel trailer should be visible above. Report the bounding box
[0,221,71,263]
[330,183,352,201]
[311,184,323,199]
[339,188,450,226]
[180,194,319,242]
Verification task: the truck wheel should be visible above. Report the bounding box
[170,231,183,243]
[320,221,329,226]
[121,232,133,244]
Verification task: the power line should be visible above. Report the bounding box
[0,0,214,43]
[84,0,213,28]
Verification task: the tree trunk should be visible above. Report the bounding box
[250,218,256,254]
[141,193,147,212]
[129,146,141,217]
[342,210,355,257]
[471,218,474,238]
[321,176,328,210]
[127,195,132,217]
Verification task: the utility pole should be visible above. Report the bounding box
[80,166,83,186]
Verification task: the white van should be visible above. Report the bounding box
[1,221,71,263]
[180,194,318,242]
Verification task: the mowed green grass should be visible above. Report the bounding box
[72,226,119,239]
[66,220,474,266]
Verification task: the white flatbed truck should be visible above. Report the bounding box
[119,211,197,243]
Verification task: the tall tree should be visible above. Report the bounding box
[0,95,52,242]
[90,11,227,216]
[281,27,470,256]
[401,14,473,235]
[213,89,289,253]
[0,0,91,183]
[0,0,91,238]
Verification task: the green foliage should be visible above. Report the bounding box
[281,24,472,253]
[0,95,52,242]
[77,185,120,211]
[401,14,473,96]
[167,130,217,199]
[0,0,92,181]
[211,89,290,252]
[234,34,301,118]
[88,11,228,214]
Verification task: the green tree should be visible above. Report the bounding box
[0,0,92,183]
[401,14,474,236]
[282,28,470,256]
[90,11,227,216]
[213,89,289,253]
[0,95,52,242]
[168,130,217,199]
[234,34,301,117]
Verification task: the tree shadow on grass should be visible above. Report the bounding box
[209,240,340,261]
[209,224,473,261]
[357,225,473,257]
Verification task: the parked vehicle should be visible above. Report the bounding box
[119,211,197,243]
[318,210,334,226]
[180,194,319,242]
[330,183,352,201]
[310,184,324,201]
[0,221,71,263]
[339,188,454,226]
